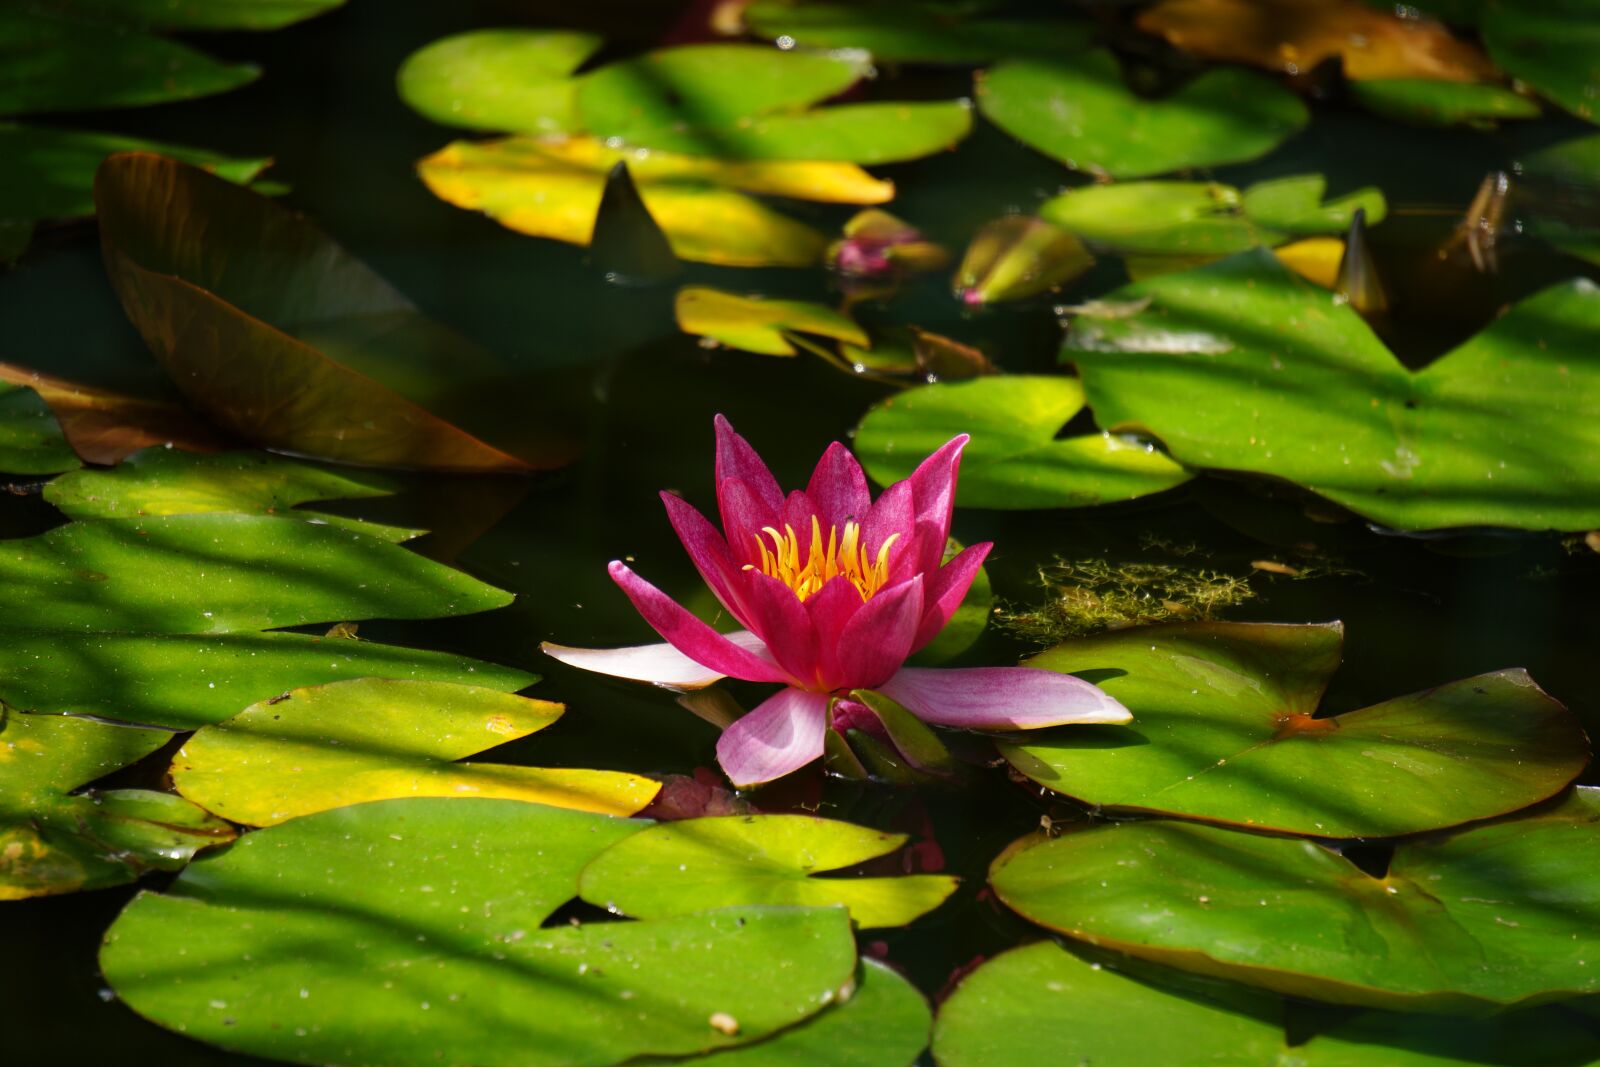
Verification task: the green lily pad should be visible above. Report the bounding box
[0,513,529,729]
[853,376,1193,509]
[989,788,1600,1011]
[932,941,1600,1066]
[0,381,80,475]
[102,798,859,1066]
[1520,133,1600,266]
[0,707,233,900]
[977,50,1309,179]
[952,216,1093,305]
[1481,0,1600,125]
[397,28,601,134]
[675,287,867,357]
[744,1,1093,64]
[1063,250,1600,531]
[1348,79,1541,125]
[579,814,957,928]
[33,0,349,31]
[45,448,421,541]
[1002,621,1586,838]
[172,678,659,825]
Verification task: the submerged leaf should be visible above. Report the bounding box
[953,216,1093,305]
[579,814,957,928]
[675,287,867,356]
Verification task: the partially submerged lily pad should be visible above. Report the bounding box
[675,287,867,357]
[102,798,859,1066]
[172,678,658,824]
[1063,250,1600,531]
[1003,621,1587,838]
[853,376,1193,509]
[989,788,1600,1011]
[0,707,233,900]
[977,50,1309,179]
[579,814,958,928]
[0,380,80,475]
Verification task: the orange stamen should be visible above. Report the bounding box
[744,516,898,602]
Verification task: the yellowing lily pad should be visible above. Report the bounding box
[0,706,233,900]
[418,136,891,267]
[171,678,659,825]
[675,287,867,357]
[853,375,1193,509]
[579,814,958,928]
[952,216,1093,305]
[990,788,1600,1012]
[1004,621,1587,838]
[101,798,860,1066]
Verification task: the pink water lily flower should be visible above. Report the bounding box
[543,416,1131,787]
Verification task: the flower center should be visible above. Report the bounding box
[746,516,899,602]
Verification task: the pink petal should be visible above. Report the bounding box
[782,489,818,542]
[807,441,872,530]
[718,478,777,567]
[877,665,1131,730]
[912,542,992,651]
[835,575,924,690]
[715,686,830,787]
[716,416,783,539]
[733,569,821,685]
[608,562,791,684]
[804,576,867,688]
[907,434,969,574]
[541,633,769,690]
[661,491,753,623]
[861,479,917,582]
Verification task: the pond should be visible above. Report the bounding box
[3,1,1600,1064]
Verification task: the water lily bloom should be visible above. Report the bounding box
[543,417,1131,786]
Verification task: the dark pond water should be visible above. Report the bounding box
[3,1,1600,1064]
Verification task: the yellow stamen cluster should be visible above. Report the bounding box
[747,516,899,602]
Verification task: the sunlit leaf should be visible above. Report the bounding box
[0,362,227,465]
[853,376,1193,509]
[1349,78,1540,125]
[0,381,80,475]
[1004,620,1586,837]
[744,0,1093,64]
[932,941,1600,1066]
[990,788,1600,1011]
[1063,250,1600,530]
[675,287,866,356]
[397,29,601,134]
[419,136,891,267]
[579,814,957,928]
[102,798,859,1066]
[1137,0,1498,82]
[0,707,233,900]
[172,678,658,824]
[1482,0,1600,125]
[94,153,547,472]
[953,216,1093,305]
[977,50,1308,179]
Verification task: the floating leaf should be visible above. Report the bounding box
[580,815,957,928]
[397,29,601,135]
[102,798,859,1066]
[0,362,227,465]
[853,376,1193,509]
[675,287,867,356]
[1064,250,1600,530]
[419,136,890,267]
[95,153,544,472]
[45,448,420,541]
[977,51,1308,179]
[0,707,233,900]
[31,0,350,31]
[1520,133,1600,266]
[1137,0,1498,82]
[953,216,1093,305]
[990,788,1600,1011]
[1003,621,1586,838]
[1348,79,1540,125]
[1482,0,1600,124]
[0,513,528,729]
[0,381,80,475]
[172,679,658,824]
[743,1,1093,64]
[932,941,1600,1066]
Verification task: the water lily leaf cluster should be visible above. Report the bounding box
[0,707,233,900]
[1003,621,1587,837]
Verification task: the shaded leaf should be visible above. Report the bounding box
[30,0,349,31]
[952,216,1092,305]
[1482,0,1600,125]
[0,362,227,465]
[911,537,992,664]
[744,1,1093,64]
[0,380,80,475]
[172,678,659,824]
[675,286,867,356]
[579,814,958,928]
[853,376,1193,509]
[990,788,1600,1012]
[977,51,1308,179]
[1063,250,1600,530]
[1003,620,1587,838]
[0,707,233,900]
[589,161,682,284]
[102,798,859,1066]
[849,691,958,775]
[1349,78,1540,125]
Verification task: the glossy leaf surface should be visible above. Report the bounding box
[675,287,867,356]
[580,815,956,928]
[102,798,858,1066]
[1004,621,1586,837]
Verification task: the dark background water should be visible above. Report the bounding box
[3,1,1599,1063]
